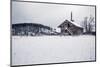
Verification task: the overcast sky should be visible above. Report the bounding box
[12,1,95,28]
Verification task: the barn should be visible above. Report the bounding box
[58,20,83,35]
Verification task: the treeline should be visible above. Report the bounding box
[12,23,53,36]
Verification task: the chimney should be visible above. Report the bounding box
[71,12,74,22]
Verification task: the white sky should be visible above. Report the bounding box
[12,1,95,28]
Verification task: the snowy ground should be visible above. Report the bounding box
[12,35,95,66]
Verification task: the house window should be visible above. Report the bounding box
[68,23,70,28]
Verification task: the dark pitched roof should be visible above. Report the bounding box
[58,19,83,28]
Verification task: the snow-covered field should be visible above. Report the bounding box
[12,35,95,66]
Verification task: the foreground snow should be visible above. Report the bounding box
[12,35,95,66]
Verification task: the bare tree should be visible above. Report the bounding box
[87,15,94,33]
[82,15,95,34]
[82,17,88,33]
[88,22,92,33]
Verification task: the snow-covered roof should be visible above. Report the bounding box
[58,19,83,28]
[69,20,83,28]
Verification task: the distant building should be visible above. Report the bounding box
[58,12,83,35]
[12,23,52,36]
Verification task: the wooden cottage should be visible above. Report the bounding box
[58,20,83,35]
[58,12,83,35]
